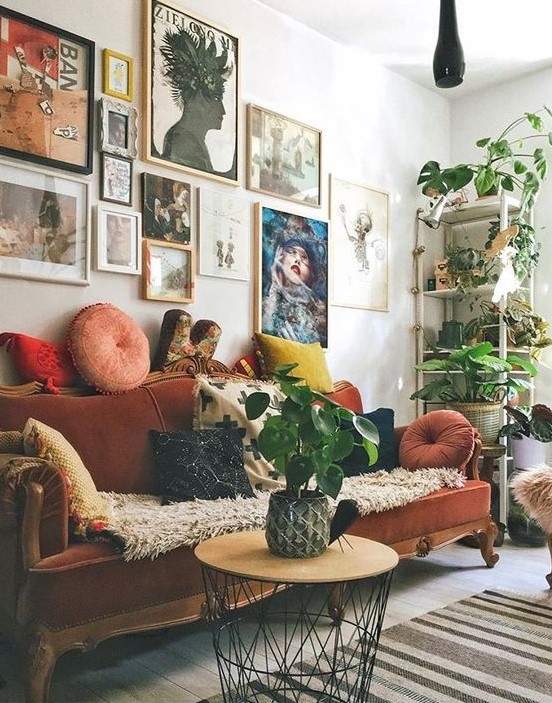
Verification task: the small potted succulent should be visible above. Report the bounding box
[245,364,379,558]
[417,107,552,214]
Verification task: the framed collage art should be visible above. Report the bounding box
[247,104,321,207]
[142,173,191,244]
[329,176,389,312]
[100,153,133,206]
[0,162,89,285]
[255,204,328,348]
[144,0,239,184]
[96,206,141,275]
[0,6,95,174]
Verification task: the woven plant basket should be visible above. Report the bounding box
[447,401,502,446]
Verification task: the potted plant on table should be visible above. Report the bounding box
[245,364,379,558]
[417,107,552,214]
[410,341,537,445]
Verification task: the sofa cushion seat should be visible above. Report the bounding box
[20,542,203,630]
[348,480,491,545]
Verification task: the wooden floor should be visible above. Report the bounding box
[0,537,550,703]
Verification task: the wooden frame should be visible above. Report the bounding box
[98,97,138,159]
[143,239,194,302]
[198,187,250,281]
[144,0,239,184]
[102,48,133,101]
[330,175,389,312]
[142,172,192,244]
[255,203,328,347]
[100,153,133,206]
[247,104,322,208]
[0,5,94,174]
[96,206,141,275]
[0,161,89,285]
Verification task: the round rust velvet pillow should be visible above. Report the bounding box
[67,303,150,394]
[399,410,475,471]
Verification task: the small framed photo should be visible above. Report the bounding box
[247,104,322,207]
[142,173,192,244]
[96,206,141,275]
[100,153,133,206]
[143,239,194,303]
[98,97,138,159]
[198,187,250,281]
[0,161,90,285]
[103,48,133,102]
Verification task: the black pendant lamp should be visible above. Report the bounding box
[433,0,465,88]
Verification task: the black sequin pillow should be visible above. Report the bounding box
[150,428,254,503]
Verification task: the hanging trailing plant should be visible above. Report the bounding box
[485,218,540,282]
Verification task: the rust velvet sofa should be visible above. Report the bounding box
[0,370,498,702]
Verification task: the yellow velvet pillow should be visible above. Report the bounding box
[254,332,334,393]
[23,418,110,535]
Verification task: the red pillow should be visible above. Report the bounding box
[0,332,78,393]
[399,410,475,473]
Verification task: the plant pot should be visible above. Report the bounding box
[448,402,502,446]
[511,436,547,469]
[265,490,331,558]
[507,469,547,547]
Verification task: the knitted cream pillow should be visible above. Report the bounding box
[23,418,110,536]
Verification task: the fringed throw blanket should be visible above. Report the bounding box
[101,467,465,561]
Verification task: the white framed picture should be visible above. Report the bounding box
[329,175,389,312]
[96,206,141,274]
[198,187,251,281]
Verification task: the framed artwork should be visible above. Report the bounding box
[0,161,89,285]
[100,153,133,206]
[255,204,328,347]
[96,206,141,275]
[0,6,94,174]
[102,48,133,101]
[144,0,239,184]
[143,239,194,303]
[198,187,250,281]
[247,104,322,208]
[98,97,138,159]
[142,173,191,244]
[330,176,389,312]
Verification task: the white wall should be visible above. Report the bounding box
[451,68,552,406]
[0,0,449,424]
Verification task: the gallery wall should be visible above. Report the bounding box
[0,0,450,423]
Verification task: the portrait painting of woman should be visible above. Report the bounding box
[257,205,328,348]
[146,0,239,184]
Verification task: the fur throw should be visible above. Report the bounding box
[100,467,465,561]
[510,465,552,534]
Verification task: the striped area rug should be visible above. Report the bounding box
[198,590,552,703]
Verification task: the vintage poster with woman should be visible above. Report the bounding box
[256,204,328,348]
[144,0,239,184]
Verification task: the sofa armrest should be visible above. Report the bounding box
[0,454,69,563]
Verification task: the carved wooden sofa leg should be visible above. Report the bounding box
[547,535,552,589]
[25,630,58,703]
[476,520,499,568]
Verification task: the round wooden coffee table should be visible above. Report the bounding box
[195,530,398,703]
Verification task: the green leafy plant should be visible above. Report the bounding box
[245,364,379,499]
[498,403,552,442]
[417,107,552,214]
[485,217,540,281]
[464,296,552,361]
[443,243,497,295]
[410,341,537,403]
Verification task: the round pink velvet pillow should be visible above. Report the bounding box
[399,410,475,471]
[67,303,150,394]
